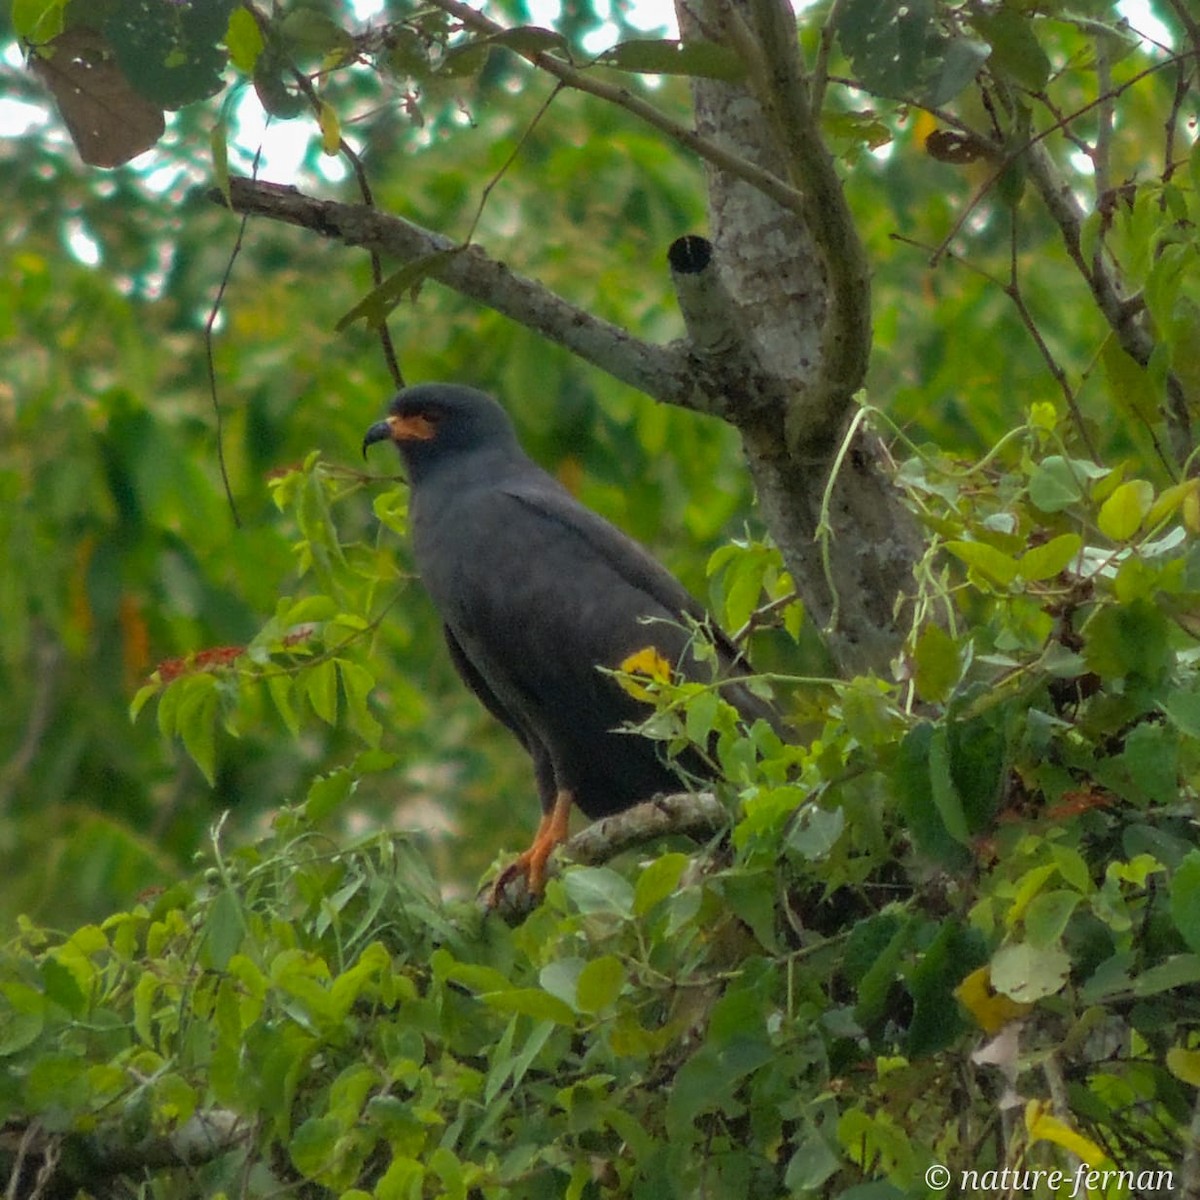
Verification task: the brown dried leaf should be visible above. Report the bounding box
[30,26,165,168]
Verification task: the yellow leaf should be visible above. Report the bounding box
[1166,1045,1200,1087]
[1028,401,1057,434]
[318,100,341,155]
[1097,479,1154,541]
[1024,1100,1107,1165]
[620,647,672,683]
[1146,479,1198,529]
[1184,488,1200,533]
[954,966,1033,1033]
[617,647,673,702]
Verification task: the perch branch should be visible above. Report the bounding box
[564,790,727,864]
[487,790,728,918]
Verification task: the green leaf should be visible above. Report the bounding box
[944,540,1019,586]
[854,918,911,1026]
[129,680,161,723]
[1162,683,1200,738]
[202,889,245,971]
[374,1157,425,1200]
[337,659,382,745]
[1024,890,1080,948]
[715,869,779,952]
[41,957,86,1015]
[634,852,689,916]
[913,622,960,702]
[990,941,1070,1002]
[1019,533,1082,582]
[278,8,353,57]
[176,673,220,784]
[210,114,231,207]
[1131,954,1200,996]
[1170,852,1200,955]
[268,672,301,737]
[895,724,971,869]
[972,9,1050,90]
[289,1115,340,1179]
[481,987,577,1025]
[600,39,745,82]
[575,955,625,1014]
[784,1130,841,1191]
[105,0,235,108]
[928,724,970,844]
[925,36,990,106]
[838,0,936,95]
[1082,598,1172,684]
[306,659,339,726]
[784,804,844,861]
[1101,335,1160,425]
[133,973,157,1044]
[12,0,67,42]
[430,950,513,995]
[225,6,265,72]
[304,769,354,822]
[1028,457,1085,513]
[561,867,634,918]
[487,25,568,56]
[336,250,465,331]
[539,957,584,1010]
[683,688,720,747]
[1098,480,1154,541]
[906,921,980,1056]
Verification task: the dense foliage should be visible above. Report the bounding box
[1,0,1198,1197]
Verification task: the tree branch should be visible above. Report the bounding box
[219,177,698,407]
[1022,141,1192,465]
[742,0,873,453]
[487,790,728,919]
[667,234,786,418]
[2,1109,249,1197]
[422,0,813,223]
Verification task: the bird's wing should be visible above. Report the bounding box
[500,477,751,670]
[443,622,527,742]
[495,481,787,738]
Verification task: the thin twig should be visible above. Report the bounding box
[204,144,261,528]
[1092,35,1114,203]
[810,0,845,114]
[0,628,60,812]
[463,81,565,245]
[1005,217,1100,462]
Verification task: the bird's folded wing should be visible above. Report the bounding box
[499,480,753,672]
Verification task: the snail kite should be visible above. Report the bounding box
[363,384,780,901]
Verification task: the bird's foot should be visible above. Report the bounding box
[485,789,573,911]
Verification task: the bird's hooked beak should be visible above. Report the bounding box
[361,412,437,459]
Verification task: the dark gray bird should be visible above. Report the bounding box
[363,383,781,901]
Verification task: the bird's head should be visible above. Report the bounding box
[362,384,522,483]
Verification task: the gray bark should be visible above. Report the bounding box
[674,0,923,673]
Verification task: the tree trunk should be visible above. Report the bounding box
[676,0,924,675]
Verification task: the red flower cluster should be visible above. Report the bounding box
[154,644,244,683]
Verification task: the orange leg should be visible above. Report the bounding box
[488,789,573,907]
